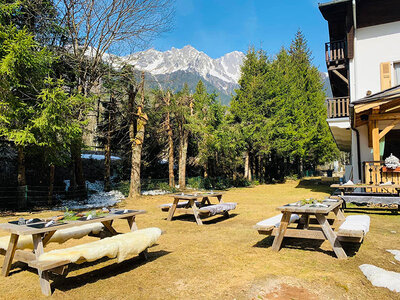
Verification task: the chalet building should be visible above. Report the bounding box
[319,0,400,187]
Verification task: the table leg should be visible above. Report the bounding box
[217,195,223,203]
[190,199,203,225]
[167,198,179,221]
[297,214,310,229]
[127,216,138,231]
[315,214,347,259]
[332,207,346,230]
[42,230,56,246]
[271,212,291,251]
[1,233,19,277]
[102,220,118,235]
[201,197,211,206]
[32,234,51,296]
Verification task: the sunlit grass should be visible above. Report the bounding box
[0,179,399,299]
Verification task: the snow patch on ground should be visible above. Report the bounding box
[86,180,104,193]
[64,180,70,192]
[388,250,400,262]
[359,264,400,293]
[141,190,170,196]
[60,190,124,210]
[81,154,121,160]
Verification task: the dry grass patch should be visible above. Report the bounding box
[0,180,399,299]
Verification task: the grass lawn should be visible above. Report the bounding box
[0,179,399,299]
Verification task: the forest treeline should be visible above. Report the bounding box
[0,0,338,201]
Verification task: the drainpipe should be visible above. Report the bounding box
[351,127,362,181]
[351,0,360,181]
[352,0,357,30]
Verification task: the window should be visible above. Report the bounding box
[395,62,400,86]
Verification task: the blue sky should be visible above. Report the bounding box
[150,0,330,72]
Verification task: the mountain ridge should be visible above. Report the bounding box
[105,45,331,104]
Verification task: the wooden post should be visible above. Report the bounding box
[1,234,19,277]
[372,120,380,162]
[271,212,291,251]
[32,234,51,296]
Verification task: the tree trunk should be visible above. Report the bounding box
[48,164,55,205]
[71,140,85,199]
[104,96,114,192]
[128,72,147,199]
[178,130,189,189]
[104,143,111,192]
[165,92,175,188]
[17,146,26,186]
[244,150,252,181]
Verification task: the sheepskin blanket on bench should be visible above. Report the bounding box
[160,201,201,208]
[0,223,104,251]
[338,215,370,235]
[37,227,162,264]
[255,214,300,230]
[198,203,237,216]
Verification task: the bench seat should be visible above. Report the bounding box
[337,215,370,242]
[0,223,104,251]
[198,202,237,216]
[30,227,162,271]
[160,201,201,211]
[255,214,300,233]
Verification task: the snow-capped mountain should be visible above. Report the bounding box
[120,46,245,104]
[101,45,331,103]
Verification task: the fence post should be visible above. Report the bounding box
[17,185,27,210]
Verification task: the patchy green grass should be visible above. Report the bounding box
[0,180,399,299]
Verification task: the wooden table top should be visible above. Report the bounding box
[276,200,342,214]
[0,209,146,236]
[331,183,400,189]
[172,192,223,200]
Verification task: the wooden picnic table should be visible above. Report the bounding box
[0,209,146,295]
[331,183,400,194]
[271,200,348,259]
[166,192,224,225]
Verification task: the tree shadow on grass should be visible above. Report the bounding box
[8,248,170,293]
[295,179,334,194]
[253,236,361,258]
[167,213,238,225]
[344,207,399,216]
[52,249,171,293]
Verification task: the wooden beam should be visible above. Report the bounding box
[332,69,349,85]
[372,120,380,162]
[355,100,391,114]
[368,121,373,147]
[369,112,400,121]
[379,119,400,139]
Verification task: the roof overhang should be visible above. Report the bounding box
[318,0,350,21]
[350,85,400,128]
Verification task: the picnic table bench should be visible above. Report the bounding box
[255,200,370,259]
[161,192,237,225]
[0,209,162,296]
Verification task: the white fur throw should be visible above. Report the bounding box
[198,202,237,215]
[38,227,162,264]
[0,223,104,250]
[160,201,200,208]
[338,215,370,235]
[255,213,300,229]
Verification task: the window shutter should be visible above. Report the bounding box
[380,62,392,91]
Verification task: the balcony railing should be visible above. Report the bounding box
[363,161,400,193]
[325,40,347,64]
[326,97,350,119]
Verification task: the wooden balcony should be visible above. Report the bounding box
[326,97,350,119]
[325,40,347,65]
[363,161,400,193]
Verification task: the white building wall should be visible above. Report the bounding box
[349,21,400,181]
[352,21,400,101]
